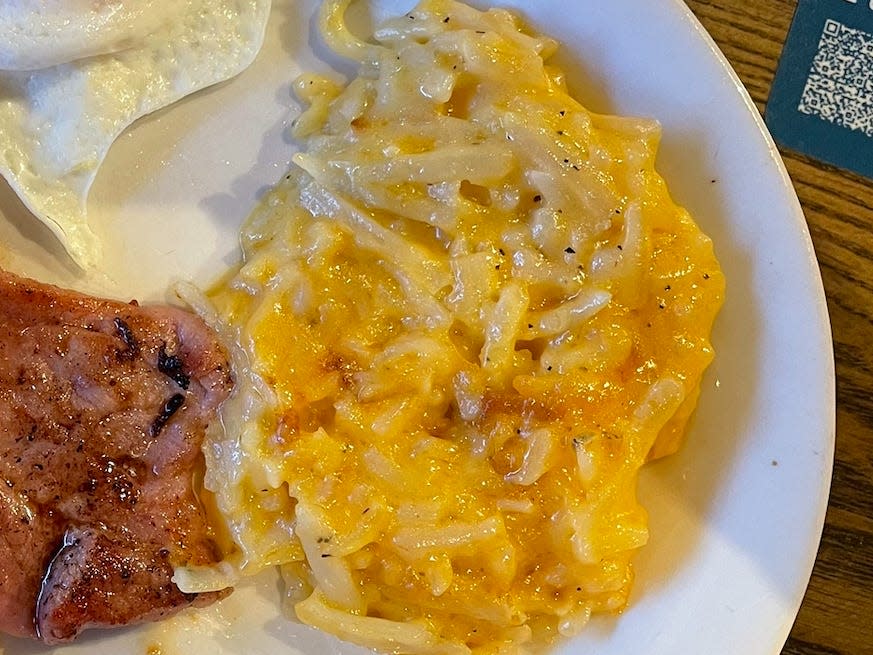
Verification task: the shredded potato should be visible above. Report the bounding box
[189,0,725,652]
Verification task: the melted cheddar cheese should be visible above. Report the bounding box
[195,1,725,652]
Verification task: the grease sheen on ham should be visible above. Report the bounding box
[0,269,233,643]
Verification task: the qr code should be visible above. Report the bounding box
[797,19,873,137]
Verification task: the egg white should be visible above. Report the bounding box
[0,0,191,71]
[0,0,271,268]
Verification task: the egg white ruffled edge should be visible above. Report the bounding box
[0,0,273,270]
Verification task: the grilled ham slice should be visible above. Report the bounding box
[0,269,233,643]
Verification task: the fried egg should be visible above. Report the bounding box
[0,0,190,70]
[0,0,272,268]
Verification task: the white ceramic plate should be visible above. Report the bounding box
[0,1,835,654]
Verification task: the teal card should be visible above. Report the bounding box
[766,0,873,179]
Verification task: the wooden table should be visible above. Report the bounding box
[683,2,873,654]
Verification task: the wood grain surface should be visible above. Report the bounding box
[683,2,873,654]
